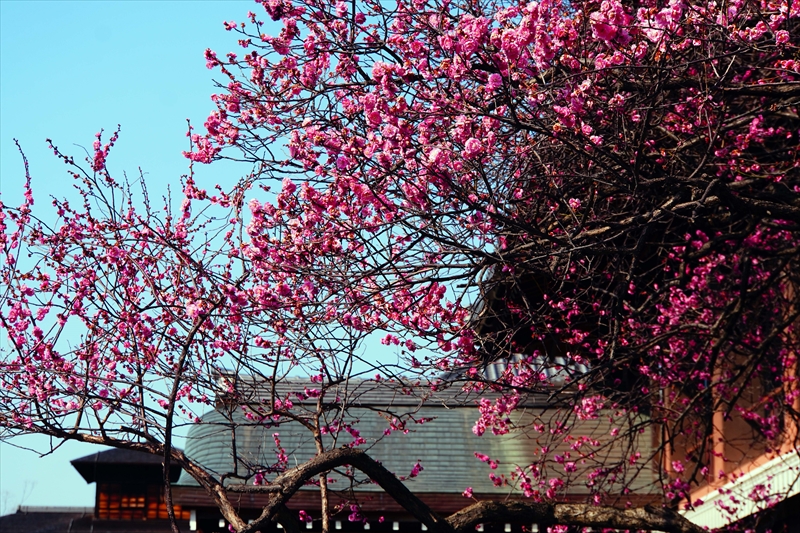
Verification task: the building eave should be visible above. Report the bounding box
[681,449,800,528]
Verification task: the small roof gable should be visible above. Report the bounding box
[71,448,182,483]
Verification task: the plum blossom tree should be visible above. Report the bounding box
[192,0,800,513]
[2,0,800,531]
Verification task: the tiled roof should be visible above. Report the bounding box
[0,509,93,533]
[177,381,658,499]
[179,404,529,494]
[71,448,182,483]
[0,509,186,533]
[214,377,560,408]
[71,448,164,466]
[480,354,589,383]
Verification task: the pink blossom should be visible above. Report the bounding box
[463,138,483,159]
[486,73,503,92]
[590,0,632,44]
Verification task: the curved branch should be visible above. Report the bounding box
[237,448,702,533]
[241,447,452,533]
[446,501,704,533]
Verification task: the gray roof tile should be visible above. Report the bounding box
[178,382,657,498]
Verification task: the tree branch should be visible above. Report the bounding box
[237,448,701,533]
[241,447,452,533]
[446,501,704,533]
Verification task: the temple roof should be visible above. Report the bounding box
[71,448,182,484]
[212,376,562,407]
[177,380,657,499]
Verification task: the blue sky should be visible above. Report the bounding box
[0,0,272,513]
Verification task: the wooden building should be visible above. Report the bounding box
[71,448,192,523]
[0,449,192,533]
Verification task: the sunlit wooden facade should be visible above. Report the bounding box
[70,447,192,523]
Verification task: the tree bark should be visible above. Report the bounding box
[447,501,705,533]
